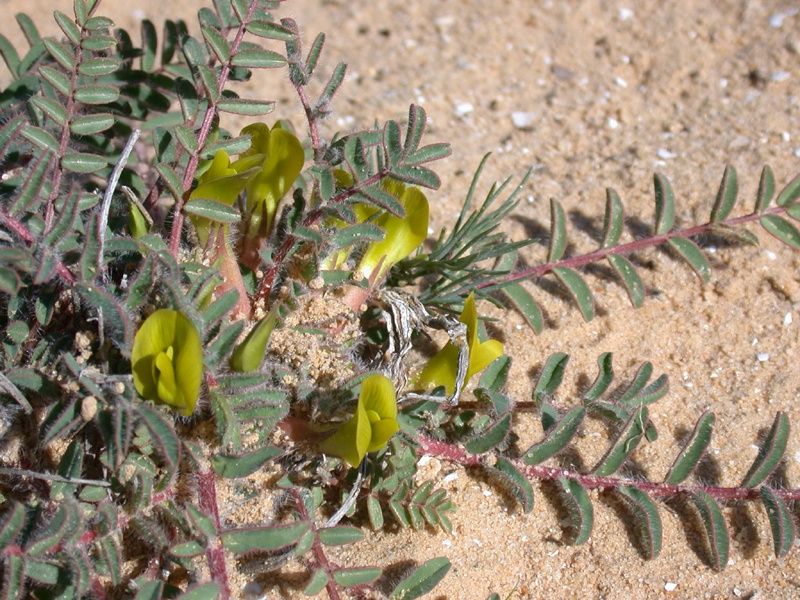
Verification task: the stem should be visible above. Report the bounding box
[482,204,793,290]
[252,169,391,313]
[198,470,231,599]
[168,0,261,257]
[291,489,342,600]
[416,436,800,503]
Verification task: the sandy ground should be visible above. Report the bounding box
[3,0,800,598]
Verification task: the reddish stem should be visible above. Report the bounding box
[482,204,793,290]
[168,0,261,257]
[416,436,800,502]
[198,470,231,599]
[290,489,342,600]
[252,169,391,313]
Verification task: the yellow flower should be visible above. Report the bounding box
[132,309,204,416]
[319,374,400,468]
[357,179,429,282]
[415,293,503,397]
[187,149,254,247]
[232,122,304,239]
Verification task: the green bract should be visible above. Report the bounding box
[357,179,429,282]
[319,374,400,468]
[132,309,204,416]
[416,293,503,397]
[229,308,278,372]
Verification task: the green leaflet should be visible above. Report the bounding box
[332,567,382,587]
[668,237,711,282]
[617,486,662,559]
[740,411,790,488]
[211,446,282,478]
[390,557,451,600]
[753,165,775,212]
[592,406,649,476]
[221,522,309,553]
[532,352,569,403]
[688,490,729,571]
[709,165,738,223]
[601,188,624,248]
[522,407,585,466]
[501,282,543,333]
[557,477,593,545]
[760,214,800,250]
[464,413,511,454]
[548,198,567,261]
[665,411,715,485]
[553,266,594,321]
[488,457,534,513]
[760,486,795,559]
[607,253,644,308]
[653,172,675,234]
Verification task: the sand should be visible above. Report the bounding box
[2,0,800,598]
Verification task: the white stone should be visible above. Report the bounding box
[511,111,536,129]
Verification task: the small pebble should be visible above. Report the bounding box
[454,102,474,117]
[511,111,536,129]
[757,353,769,362]
[657,148,677,159]
[665,582,678,592]
[619,8,633,20]
[784,312,792,325]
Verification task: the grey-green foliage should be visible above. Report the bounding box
[1,0,800,597]
[0,1,453,598]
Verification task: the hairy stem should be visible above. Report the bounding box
[253,169,392,313]
[483,204,793,290]
[291,488,342,600]
[168,0,261,257]
[416,436,800,502]
[198,470,231,599]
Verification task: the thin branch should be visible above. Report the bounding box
[0,467,111,487]
[416,436,800,503]
[99,128,140,280]
[482,203,793,290]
